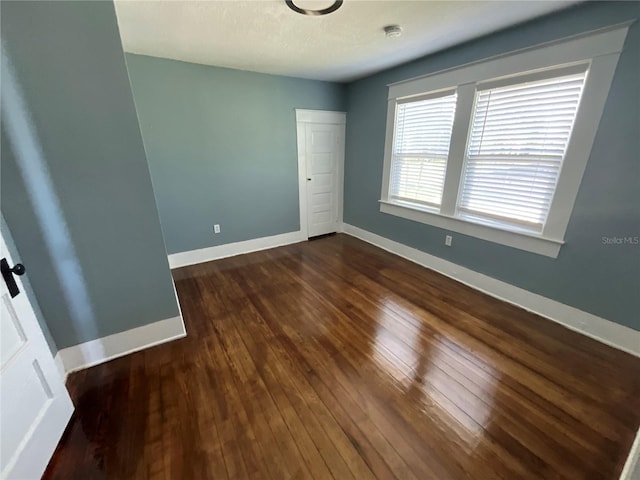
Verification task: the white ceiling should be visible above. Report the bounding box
[114,0,578,83]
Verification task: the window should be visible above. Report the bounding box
[459,70,587,232]
[380,24,630,257]
[390,92,457,209]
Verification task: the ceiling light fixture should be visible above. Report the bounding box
[383,25,403,38]
[285,0,343,16]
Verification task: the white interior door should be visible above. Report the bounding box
[304,122,344,237]
[0,232,73,480]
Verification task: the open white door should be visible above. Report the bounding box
[296,110,346,239]
[0,231,73,479]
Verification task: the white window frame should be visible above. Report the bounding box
[380,23,631,258]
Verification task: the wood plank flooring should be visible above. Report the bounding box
[43,234,640,479]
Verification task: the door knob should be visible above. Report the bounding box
[307,178,312,181]
[1,258,25,298]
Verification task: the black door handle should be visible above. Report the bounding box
[1,258,25,298]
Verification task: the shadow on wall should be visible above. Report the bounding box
[1,47,101,354]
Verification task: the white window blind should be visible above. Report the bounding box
[390,93,457,208]
[458,71,587,232]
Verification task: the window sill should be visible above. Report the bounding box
[379,200,564,258]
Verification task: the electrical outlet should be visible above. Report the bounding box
[214,224,221,234]
[445,235,452,247]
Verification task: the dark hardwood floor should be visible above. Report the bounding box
[44,234,640,479]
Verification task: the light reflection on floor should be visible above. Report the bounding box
[370,296,498,450]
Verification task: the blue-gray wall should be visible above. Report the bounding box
[1,1,180,350]
[125,54,346,255]
[344,2,640,330]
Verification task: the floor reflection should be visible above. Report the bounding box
[371,296,498,452]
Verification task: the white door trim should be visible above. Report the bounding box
[295,109,346,239]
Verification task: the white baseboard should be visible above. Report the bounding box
[620,427,640,480]
[54,352,66,381]
[55,315,186,377]
[342,223,640,357]
[168,230,306,269]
